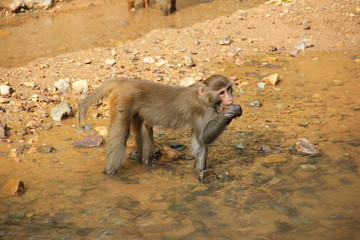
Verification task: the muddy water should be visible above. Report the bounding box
[0,0,265,68]
[1,51,359,239]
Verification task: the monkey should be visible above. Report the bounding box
[127,0,176,16]
[127,0,149,12]
[79,74,242,175]
[158,0,176,16]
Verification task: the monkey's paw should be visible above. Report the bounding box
[227,104,242,118]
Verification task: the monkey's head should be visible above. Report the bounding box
[198,74,234,113]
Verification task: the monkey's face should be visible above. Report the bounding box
[216,85,233,112]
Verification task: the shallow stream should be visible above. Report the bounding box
[0,51,359,239]
[0,0,265,68]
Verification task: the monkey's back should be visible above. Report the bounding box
[103,78,217,129]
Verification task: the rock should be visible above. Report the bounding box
[111,49,117,56]
[160,146,182,161]
[22,82,36,88]
[0,97,10,103]
[235,58,245,66]
[264,155,287,163]
[290,49,299,57]
[199,169,217,183]
[2,179,26,196]
[30,94,54,102]
[235,141,245,150]
[143,56,155,64]
[155,58,168,67]
[257,81,267,89]
[72,80,89,94]
[0,123,8,139]
[301,164,317,172]
[259,144,272,153]
[263,73,279,86]
[73,133,103,148]
[38,145,56,153]
[245,100,262,108]
[94,126,108,137]
[180,77,195,87]
[295,40,314,51]
[0,85,12,96]
[54,78,70,93]
[105,58,116,66]
[170,143,186,151]
[237,9,248,19]
[295,138,319,155]
[9,0,54,12]
[219,36,232,45]
[182,56,196,67]
[84,58,92,64]
[50,102,73,121]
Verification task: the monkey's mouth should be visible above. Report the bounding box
[224,104,232,109]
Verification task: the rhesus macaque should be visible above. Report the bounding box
[158,0,177,16]
[127,0,149,12]
[79,75,242,175]
[127,0,176,16]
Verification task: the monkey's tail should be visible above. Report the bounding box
[78,80,118,125]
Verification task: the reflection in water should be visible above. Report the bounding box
[0,51,359,239]
[0,0,266,68]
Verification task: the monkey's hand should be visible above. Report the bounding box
[224,104,242,119]
[202,104,242,145]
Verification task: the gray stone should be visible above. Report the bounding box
[54,78,70,93]
[182,56,196,67]
[295,40,314,51]
[50,102,73,121]
[219,36,232,45]
[73,133,103,148]
[295,138,319,155]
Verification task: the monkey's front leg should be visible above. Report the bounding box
[192,136,208,170]
[194,104,242,170]
[203,104,242,145]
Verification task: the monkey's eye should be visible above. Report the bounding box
[219,91,226,97]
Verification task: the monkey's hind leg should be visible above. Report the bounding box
[144,0,150,8]
[127,0,136,11]
[140,124,154,164]
[104,110,131,175]
[132,116,154,165]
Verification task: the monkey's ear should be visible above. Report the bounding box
[198,84,207,96]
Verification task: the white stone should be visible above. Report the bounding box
[72,80,89,94]
[0,85,12,96]
[180,77,195,87]
[105,58,116,66]
[143,56,155,64]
